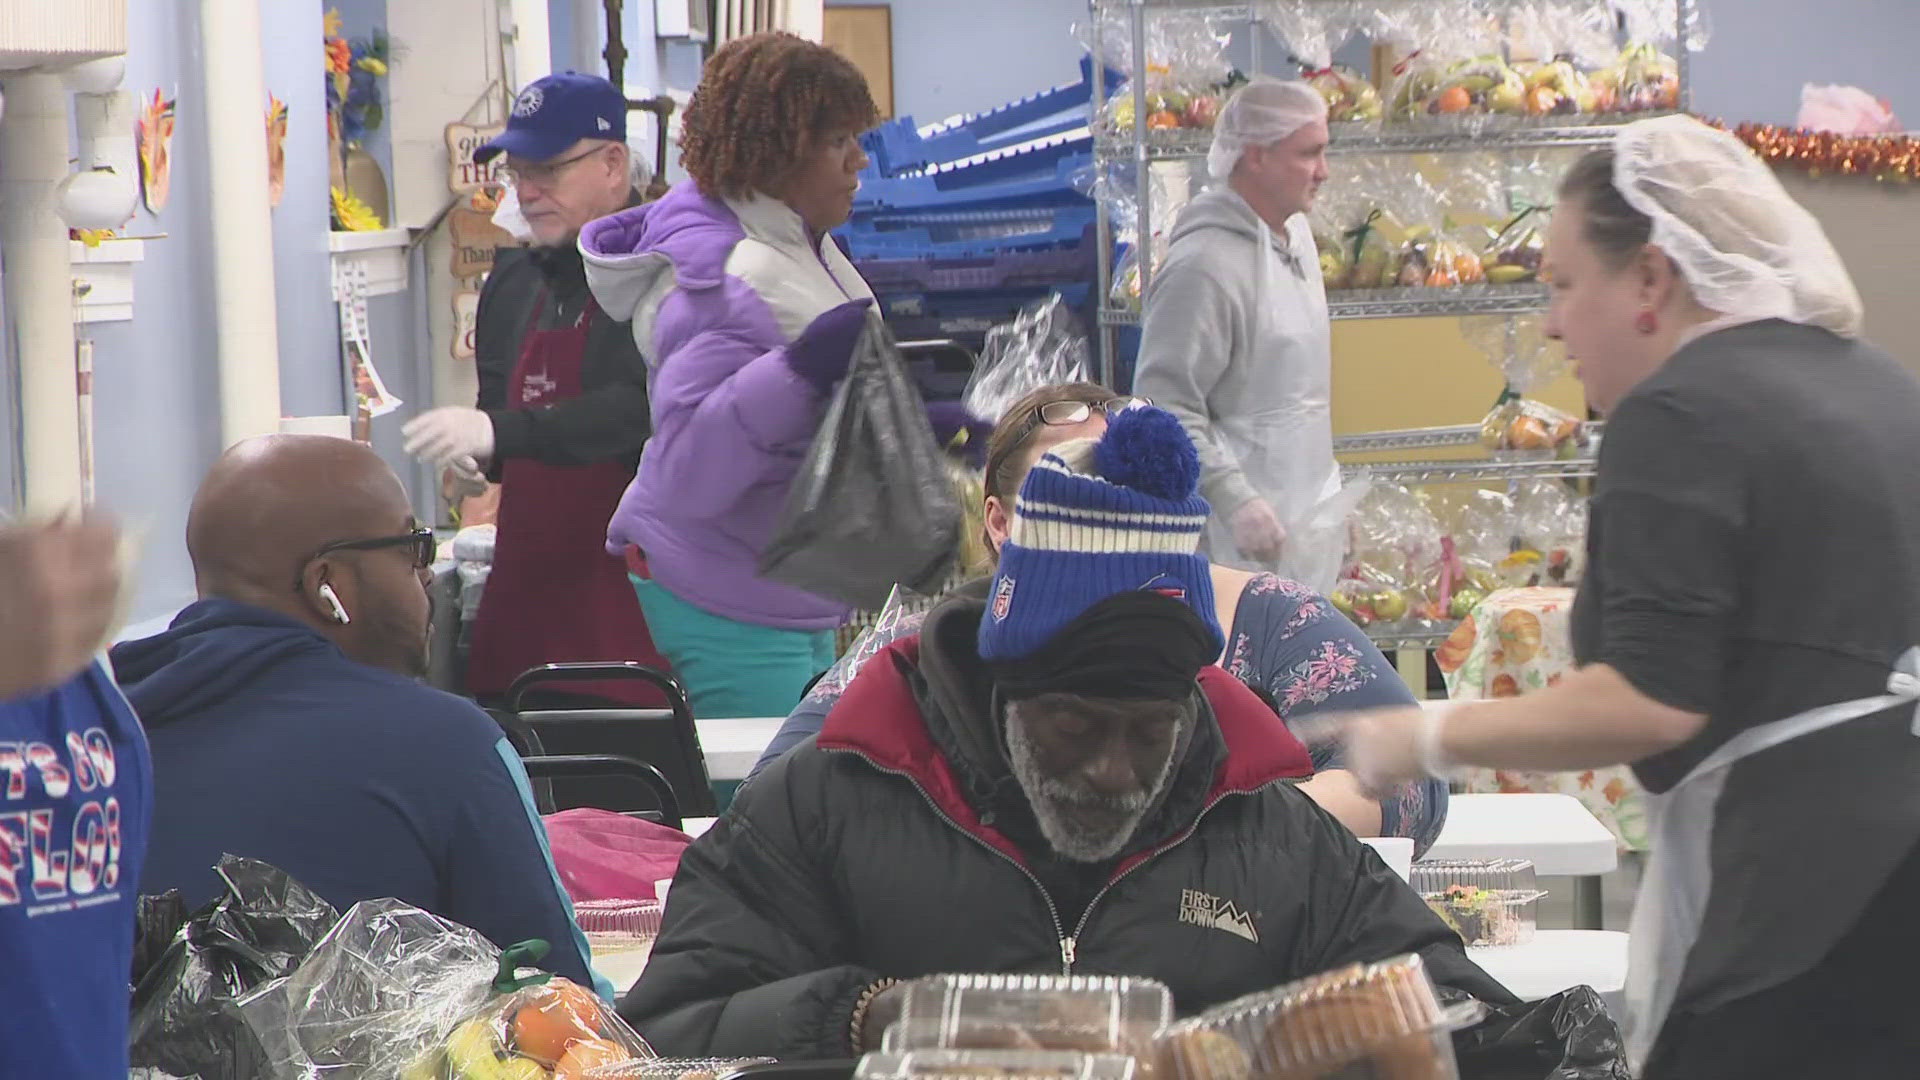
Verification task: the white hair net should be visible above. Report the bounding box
[1207,77,1329,182]
[1614,115,1863,337]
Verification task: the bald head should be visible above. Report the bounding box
[188,434,433,676]
[188,434,410,600]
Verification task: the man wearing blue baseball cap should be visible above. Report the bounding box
[404,71,671,705]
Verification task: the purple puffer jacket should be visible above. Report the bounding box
[580,181,875,630]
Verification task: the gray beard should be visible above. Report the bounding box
[1005,714,1182,863]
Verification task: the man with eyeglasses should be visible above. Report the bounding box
[403,70,669,707]
[112,435,604,991]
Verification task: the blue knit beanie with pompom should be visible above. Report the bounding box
[978,405,1223,662]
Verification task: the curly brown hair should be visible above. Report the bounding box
[680,32,879,199]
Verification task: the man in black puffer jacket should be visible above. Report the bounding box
[622,407,1512,1057]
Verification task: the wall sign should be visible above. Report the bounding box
[445,122,506,193]
[452,289,481,361]
[449,205,510,282]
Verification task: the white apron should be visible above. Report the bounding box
[1624,646,1920,1067]
[1204,217,1355,594]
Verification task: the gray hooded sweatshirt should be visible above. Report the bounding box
[1134,185,1343,588]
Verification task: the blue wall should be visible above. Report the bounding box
[828,0,1090,126]
[78,0,407,624]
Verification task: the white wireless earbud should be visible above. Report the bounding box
[318,583,351,625]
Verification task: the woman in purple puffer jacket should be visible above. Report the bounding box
[579,32,889,720]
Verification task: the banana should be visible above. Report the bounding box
[1486,264,1534,284]
[401,1047,448,1080]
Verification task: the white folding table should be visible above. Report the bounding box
[1424,793,1620,929]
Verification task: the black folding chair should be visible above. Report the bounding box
[518,753,682,830]
[504,663,718,818]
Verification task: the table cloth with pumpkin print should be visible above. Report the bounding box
[1436,586,1649,851]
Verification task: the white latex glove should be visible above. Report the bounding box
[445,455,490,501]
[403,407,495,469]
[1228,497,1287,565]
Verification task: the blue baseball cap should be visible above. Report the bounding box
[475,71,627,164]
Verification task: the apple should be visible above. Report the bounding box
[1371,588,1410,622]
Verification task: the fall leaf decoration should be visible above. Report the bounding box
[266,94,289,208]
[136,88,176,214]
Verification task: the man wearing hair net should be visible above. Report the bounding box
[1134,77,1341,590]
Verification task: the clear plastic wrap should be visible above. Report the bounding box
[1082,9,1235,139]
[1503,478,1588,588]
[577,899,663,995]
[859,1051,1139,1080]
[587,1059,776,1080]
[239,899,653,1079]
[1590,42,1681,113]
[1384,11,1527,126]
[1411,860,1549,948]
[1479,205,1547,284]
[1462,316,1587,458]
[885,974,1172,1057]
[964,295,1094,423]
[1303,65,1383,125]
[1335,483,1443,630]
[1311,157,1411,292]
[1153,954,1477,1080]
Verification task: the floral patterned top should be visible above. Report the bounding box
[753,575,1448,856]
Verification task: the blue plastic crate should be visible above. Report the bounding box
[862,56,1122,177]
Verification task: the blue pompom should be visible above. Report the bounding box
[1093,406,1200,501]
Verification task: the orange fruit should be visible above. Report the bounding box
[511,981,606,1065]
[1525,86,1559,115]
[555,1037,630,1080]
[1147,110,1181,130]
[1435,86,1473,113]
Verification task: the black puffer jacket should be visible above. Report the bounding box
[621,596,1511,1058]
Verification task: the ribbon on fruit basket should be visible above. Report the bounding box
[1345,208,1384,267]
[1390,50,1423,78]
[1434,536,1463,618]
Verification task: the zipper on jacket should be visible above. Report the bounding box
[1063,778,1293,955]
[836,749,1074,973]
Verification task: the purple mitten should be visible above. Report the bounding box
[786,298,873,393]
[925,400,994,470]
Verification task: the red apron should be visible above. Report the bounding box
[464,289,668,706]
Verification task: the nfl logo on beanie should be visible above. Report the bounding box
[978,406,1222,662]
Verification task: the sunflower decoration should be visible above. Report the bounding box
[331,186,383,232]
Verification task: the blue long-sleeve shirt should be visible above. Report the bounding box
[111,598,604,992]
[752,574,1449,856]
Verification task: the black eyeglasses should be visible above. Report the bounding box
[986,396,1153,482]
[294,528,436,588]
[500,145,606,187]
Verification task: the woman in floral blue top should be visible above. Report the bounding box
[751,383,1448,855]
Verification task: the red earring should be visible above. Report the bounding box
[1635,308,1658,335]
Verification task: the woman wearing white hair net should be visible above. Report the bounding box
[1322,116,1920,1077]
[1134,77,1344,590]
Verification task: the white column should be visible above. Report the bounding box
[200,0,283,447]
[509,0,552,87]
[0,72,82,513]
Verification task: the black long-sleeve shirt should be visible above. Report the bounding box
[1571,318,1920,1018]
[475,210,651,478]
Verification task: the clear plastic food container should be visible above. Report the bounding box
[885,974,1172,1055]
[1410,860,1549,948]
[1153,954,1477,1080]
[575,899,666,936]
[857,1049,1139,1080]
[586,1057,775,1080]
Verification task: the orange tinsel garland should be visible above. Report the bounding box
[1726,122,1920,182]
